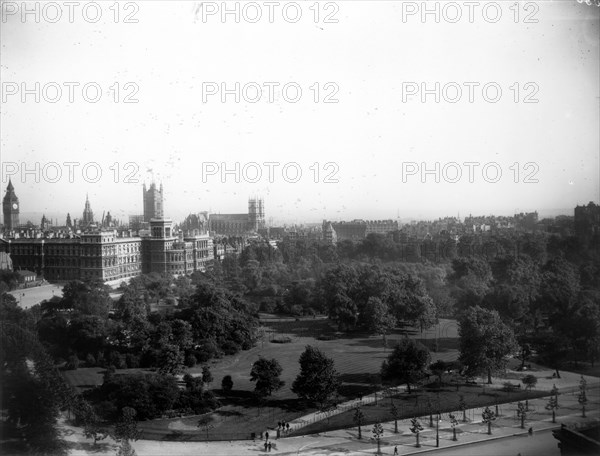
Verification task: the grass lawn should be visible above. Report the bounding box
[294,381,549,436]
[136,318,460,440]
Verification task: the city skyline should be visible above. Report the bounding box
[1,177,593,230]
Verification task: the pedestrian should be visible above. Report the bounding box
[265,431,269,441]
[268,442,272,452]
[264,441,268,452]
[528,427,533,435]
[286,422,290,432]
[394,446,399,455]
[277,420,281,429]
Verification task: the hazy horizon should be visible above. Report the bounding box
[1,1,599,225]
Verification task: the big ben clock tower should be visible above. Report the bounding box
[3,179,20,231]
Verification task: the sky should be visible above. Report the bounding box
[1,0,599,225]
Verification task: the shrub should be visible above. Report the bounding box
[221,340,241,355]
[185,353,197,368]
[109,351,127,369]
[85,353,96,367]
[66,354,80,370]
[126,353,141,369]
[272,336,292,344]
[221,375,233,393]
[260,300,276,313]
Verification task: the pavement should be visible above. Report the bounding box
[60,365,600,456]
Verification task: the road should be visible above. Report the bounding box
[418,428,560,456]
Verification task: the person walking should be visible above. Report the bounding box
[265,431,269,441]
[264,441,268,452]
[394,446,399,455]
[267,441,272,452]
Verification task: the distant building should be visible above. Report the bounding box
[1,182,213,283]
[325,219,398,241]
[575,202,600,239]
[128,214,145,232]
[143,182,164,222]
[209,197,265,236]
[322,221,337,245]
[81,194,94,227]
[2,179,20,231]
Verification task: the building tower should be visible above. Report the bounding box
[248,197,257,231]
[82,194,94,226]
[143,182,164,222]
[248,197,265,231]
[2,179,20,231]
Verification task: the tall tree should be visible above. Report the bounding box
[250,357,284,398]
[292,345,340,408]
[381,339,430,393]
[363,297,396,347]
[458,306,517,384]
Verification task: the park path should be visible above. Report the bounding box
[61,364,599,455]
[276,361,597,437]
[61,381,599,456]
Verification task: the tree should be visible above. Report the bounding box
[197,416,214,440]
[410,417,424,447]
[221,375,233,393]
[390,403,399,433]
[449,413,459,441]
[250,357,284,398]
[372,422,384,455]
[545,394,559,424]
[381,339,430,393]
[353,406,365,439]
[156,343,185,375]
[521,374,537,410]
[481,406,496,435]
[430,360,447,387]
[458,306,518,384]
[516,402,527,429]
[114,406,141,451]
[458,394,467,422]
[73,397,107,446]
[292,345,340,408]
[578,376,588,418]
[202,365,213,387]
[61,279,112,317]
[363,297,396,348]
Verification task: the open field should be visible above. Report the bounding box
[9,283,63,309]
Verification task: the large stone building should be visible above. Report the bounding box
[0,182,212,284]
[209,197,265,236]
[2,180,20,231]
[323,219,399,241]
[575,202,600,240]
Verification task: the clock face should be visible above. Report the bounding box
[12,203,18,210]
